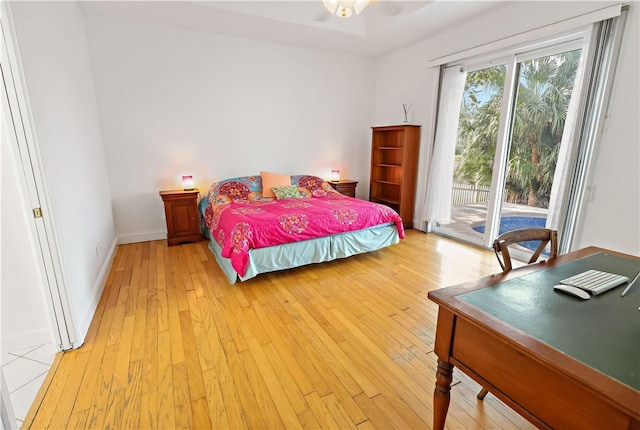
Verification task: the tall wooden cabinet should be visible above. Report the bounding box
[369,125,421,228]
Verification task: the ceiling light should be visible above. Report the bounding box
[323,0,369,18]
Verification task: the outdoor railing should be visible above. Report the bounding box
[452,182,491,206]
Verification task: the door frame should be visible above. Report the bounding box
[0,369,16,429]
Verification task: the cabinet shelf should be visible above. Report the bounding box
[373,197,401,205]
[369,125,421,229]
[374,180,401,186]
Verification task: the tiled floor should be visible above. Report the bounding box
[1,343,56,428]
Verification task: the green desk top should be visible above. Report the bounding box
[459,252,640,390]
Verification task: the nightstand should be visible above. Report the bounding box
[328,180,358,198]
[159,189,204,246]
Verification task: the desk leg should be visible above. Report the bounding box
[434,359,454,430]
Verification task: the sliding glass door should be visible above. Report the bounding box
[434,43,583,258]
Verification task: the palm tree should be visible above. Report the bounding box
[510,50,580,206]
[455,49,580,208]
[455,66,505,186]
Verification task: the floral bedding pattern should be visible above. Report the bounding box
[202,175,405,277]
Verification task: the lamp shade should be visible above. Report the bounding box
[330,169,340,181]
[182,175,195,191]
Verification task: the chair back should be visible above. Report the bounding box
[493,228,558,272]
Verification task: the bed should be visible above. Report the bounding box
[198,173,405,283]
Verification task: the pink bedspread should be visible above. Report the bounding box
[204,193,404,277]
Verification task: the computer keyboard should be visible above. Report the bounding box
[560,270,629,296]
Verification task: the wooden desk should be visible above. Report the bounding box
[428,247,640,429]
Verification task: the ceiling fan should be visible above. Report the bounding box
[313,0,405,22]
[322,0,369,18]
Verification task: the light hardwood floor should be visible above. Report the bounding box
[24,230,536,429]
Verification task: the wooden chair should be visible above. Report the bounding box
[477,227,558,400]
[492,228,558,273]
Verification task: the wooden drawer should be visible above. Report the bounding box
[328,180,358,197]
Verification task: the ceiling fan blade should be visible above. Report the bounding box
[378,1,403,17]
[313,11,332,22]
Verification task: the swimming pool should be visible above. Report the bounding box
[473,216,547,252]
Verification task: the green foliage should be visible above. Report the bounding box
[455,50,581,208]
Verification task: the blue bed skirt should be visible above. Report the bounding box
[205,223,400,284]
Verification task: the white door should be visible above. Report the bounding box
[0,2,75,350]
[1,5,77,426]
[435,43,583,258]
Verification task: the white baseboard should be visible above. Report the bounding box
[118,229,166,244]
[70,230,165,346]
[73,236,118,348]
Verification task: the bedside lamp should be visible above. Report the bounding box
[182,175,195,191]
[330,169,340,181]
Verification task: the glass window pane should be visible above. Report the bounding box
[435,64,506,244]
[499,49,581,256]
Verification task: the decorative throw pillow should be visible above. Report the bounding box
[272,185,303,200]
[260,171,291,198]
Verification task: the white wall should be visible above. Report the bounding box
[375,1,640,255]
[82,13,376,243]
[10,1,117,343]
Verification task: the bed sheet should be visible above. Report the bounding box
[205,194,404,277]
